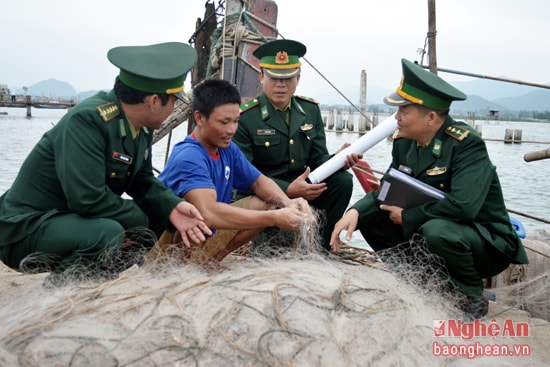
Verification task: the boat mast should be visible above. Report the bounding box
[427,0,437,74]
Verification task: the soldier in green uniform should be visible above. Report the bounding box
[0,42,212,286]
[234,39,361,252]
[330,58,529,319]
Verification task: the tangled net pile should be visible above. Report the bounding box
[1,219,549,366]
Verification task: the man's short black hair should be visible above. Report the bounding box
[192,79,242,119]
[114,77,171,105]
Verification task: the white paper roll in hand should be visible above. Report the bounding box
[308,113,398,184]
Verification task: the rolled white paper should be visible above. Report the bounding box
[308,113,398,184]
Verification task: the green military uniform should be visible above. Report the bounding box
[235,95,353,251]
[351,59,528,302]
[234,39,353,251]
[0,42,196,275]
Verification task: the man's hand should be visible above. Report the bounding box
[273,207,310,231]
[288,197,312,214]
[336,142,363,170]
[330,208,359,252]
[379,204,403,225]
[169,201,212,247]
[286,167,327,200]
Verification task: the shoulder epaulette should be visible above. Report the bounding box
[96,102,120,123]
[445,125,471,141]
[240,98,260,113]
[295,95,319,104]
[391,130,401,140]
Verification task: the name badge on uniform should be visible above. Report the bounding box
[300,124,314,131]
[257,129,275,136]
[112,151,133,164]
[398,165,412,175]
[426,166,447,176]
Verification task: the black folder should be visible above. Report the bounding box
[376,168,445,208]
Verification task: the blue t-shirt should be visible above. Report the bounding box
[159,135,261,204]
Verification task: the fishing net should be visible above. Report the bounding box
[1,222,549,366]
[488,229,550,321]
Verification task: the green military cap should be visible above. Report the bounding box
[253,39,306,79]
[384,58,467,110]
[108,42,197,102]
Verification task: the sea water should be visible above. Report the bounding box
[1,107,549,249]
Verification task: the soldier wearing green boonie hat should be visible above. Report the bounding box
[0,42,211,288]
[384,58,467,110]
[332,57,528,320]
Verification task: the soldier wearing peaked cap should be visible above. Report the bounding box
[0,42,212,287]
[234,39,362,252]
[331,58,528,320]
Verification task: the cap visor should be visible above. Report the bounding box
[173,92,189,104]
[384,91,412,106]
[263,67,301,79]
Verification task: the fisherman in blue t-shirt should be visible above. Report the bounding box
[148,79,311,264]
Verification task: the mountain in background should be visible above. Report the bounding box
[316,76,550,117]
[11,79,77,100]
[10,79,105,101]
[7,78,550,114]
[495,89,550,111]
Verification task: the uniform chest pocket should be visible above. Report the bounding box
[253,135,283,165]
[105,159,132,194]
[300,128,318,141]
[422,170,451,192]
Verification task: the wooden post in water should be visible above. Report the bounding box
[372,109,379,128]
[348,108,354,132]
[513,129,522,143]
[26,95,31,118]
[335,108,343,131]
[504,129,513,144]
[503,128,522,144]
[358,70,367,132]
[327,107,335,129]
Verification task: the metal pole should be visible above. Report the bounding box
[419,65,550,90]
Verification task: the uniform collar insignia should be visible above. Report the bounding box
[261,105,269,120]
[118,119,126,137]
[432,138,442,157]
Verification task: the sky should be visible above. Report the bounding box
[2,0,549,104]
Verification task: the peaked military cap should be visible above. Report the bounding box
[108,42,197,102]
[253,39,306,79]
[384,58,467,110]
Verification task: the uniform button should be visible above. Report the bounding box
[265,141,270,147]
[289,139,294,144]
[127,172,132,176]
[110,172,116,177]
[290,159,295,164]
